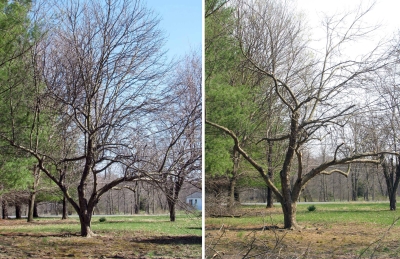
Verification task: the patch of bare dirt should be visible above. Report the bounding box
[205,210,400,258]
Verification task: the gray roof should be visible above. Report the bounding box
[186,192,202,199]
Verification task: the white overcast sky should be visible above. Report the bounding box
[296,0,400,33]
[296,0,400,57]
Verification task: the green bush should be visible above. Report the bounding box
[99,217,107,222]
[307,205,316,212]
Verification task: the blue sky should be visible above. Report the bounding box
[145,0,202,60]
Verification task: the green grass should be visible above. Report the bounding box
[206,202,400,227]
[1,213,201,236]
[92,215,202,236]
[0,213,202,258]
[296,202,400,225]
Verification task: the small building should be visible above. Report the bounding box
[186,192,202,210]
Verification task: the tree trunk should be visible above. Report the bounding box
[166,186,176,222]
[168,200,176,222]
[166,176,184,222]
[279,112,299,229]
[62,195,68,220]
[78,211,95,237]
[134,190,140,214]
[28,165,40,222]
[266,140,274,208]
[351,170,358,201]
[15,204,21,219]
[76,194,95,237]
[228,148,239,211]
[382,158,400,211]
[33,201,39,218]
[2,200,8,219]
[281,201,299,229]
[27,192,36,222]
[389,193,396,210]
[228,176,237,211]
[77,179,96,237]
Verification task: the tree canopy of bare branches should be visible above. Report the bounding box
[0,0,185,237]
[206,0,399,229]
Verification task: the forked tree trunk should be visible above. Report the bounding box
[77,181,96,237]
[76,196,95,237]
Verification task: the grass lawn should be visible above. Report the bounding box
[206,202,400,258]
[0,213,201,258]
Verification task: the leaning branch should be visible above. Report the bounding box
[206,119,283,200]
[321,165,351,177]
[303,151,400,186]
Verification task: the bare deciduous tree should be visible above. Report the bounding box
[206,0,397,229]
[152,52,202,221]
[1,0,172,237]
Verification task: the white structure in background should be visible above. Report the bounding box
[186,192,202,210]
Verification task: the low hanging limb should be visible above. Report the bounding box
[321,164,351,177]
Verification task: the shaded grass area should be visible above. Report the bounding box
[0,213,201,258]
[206,202,400,258]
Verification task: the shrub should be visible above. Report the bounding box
[99,217,107,222]
[307,205,316,212]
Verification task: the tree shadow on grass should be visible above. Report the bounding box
[134,235,202,245]
[187,227,202,230]
[1,232,80,238]
[206,225,281,231]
